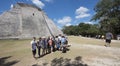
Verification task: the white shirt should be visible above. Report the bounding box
[58,36,62,41]
[31,40,37,50]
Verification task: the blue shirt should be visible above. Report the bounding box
[61,38,66,43]
[106,32,113,39]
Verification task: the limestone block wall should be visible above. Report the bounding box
[0,3,63,39]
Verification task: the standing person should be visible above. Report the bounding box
[44,38,48,54]
[52,38,56,52]
[37,37,42,58]
[55,36,60,50]
[58,34,62,50]
[65,35,68,45]
[47,36,51,53]
[48,37,53,53]
[105,32,113,47]
[58,34,62,42]
[41,37,47,55]
[61,36,67,53]
[31,37,37,58]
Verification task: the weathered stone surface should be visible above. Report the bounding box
[0,3,63,39]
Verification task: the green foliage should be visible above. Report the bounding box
[91,0,120,34]
[62,23,101,37]
[62,25,79,35]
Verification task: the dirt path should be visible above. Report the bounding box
[71,43,120,66]
[14,43,120,66]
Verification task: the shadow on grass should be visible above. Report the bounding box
[0,56,19,66]
[50,56,87,66]
[32,56,87,66]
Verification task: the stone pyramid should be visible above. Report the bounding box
[0,3,63,39]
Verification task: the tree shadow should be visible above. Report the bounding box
[0,56,19,66]
[40,56,88,66]
[32,64,40,66]
[32,62,48,66]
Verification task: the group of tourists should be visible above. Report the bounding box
[30,34,68,58]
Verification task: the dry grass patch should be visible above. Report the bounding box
[68,36,120,48]
[0,36,120,66]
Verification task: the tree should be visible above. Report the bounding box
[62,23,101,37]
[91,0,120,35]
[78,23,91,36]
[62,25,79,35]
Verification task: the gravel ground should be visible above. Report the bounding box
[71,43,120,66]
